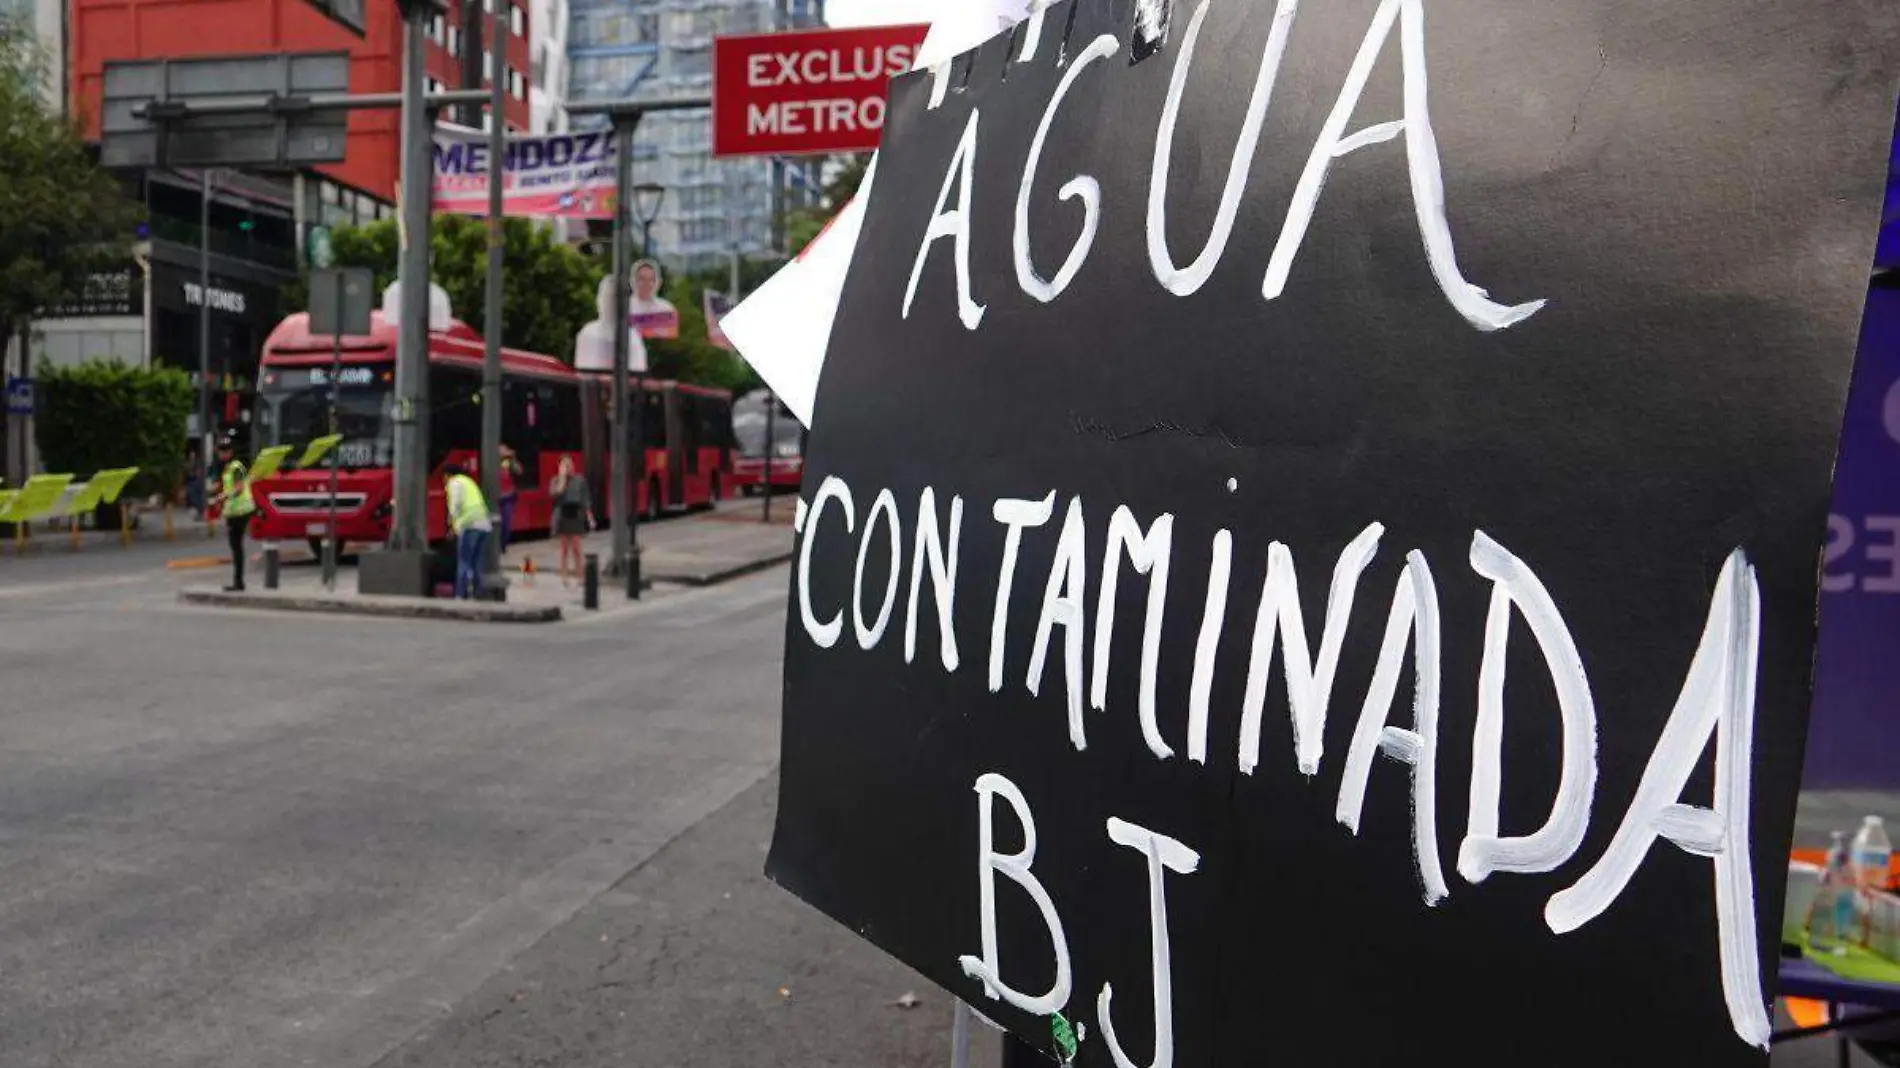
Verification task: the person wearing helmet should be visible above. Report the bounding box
[210,434,255,592]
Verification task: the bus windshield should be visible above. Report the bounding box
[258,366,395,469]
[732,394,801,458]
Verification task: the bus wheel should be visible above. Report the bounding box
[307,537,326,560]
[709,473,723,504]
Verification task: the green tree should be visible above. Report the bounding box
[326,214,602,361]
[0,15,143,359]
[36,359,193,497]
[644,273,758,394]
[783,152,870,258]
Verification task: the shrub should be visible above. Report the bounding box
[35,359,192,498]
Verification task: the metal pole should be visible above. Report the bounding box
[478,0,507,597]
[324,281,342,589]
[950,1001,973,1068]
[608,112,639,594]
[198,169,213,459]
[391,0,433,553]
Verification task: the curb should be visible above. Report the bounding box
[650,550,794,588]
[178,588,562,623]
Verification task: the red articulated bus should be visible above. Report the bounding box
[247,310,732,551]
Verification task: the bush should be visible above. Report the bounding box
[35,359,192,499]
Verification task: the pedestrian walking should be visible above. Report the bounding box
[495,444,521,552]
[444,462,492,600]
[549,456,595,587]
[210,434,254,591]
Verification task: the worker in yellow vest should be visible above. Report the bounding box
[212,434,256,592]
[443,462,493,600]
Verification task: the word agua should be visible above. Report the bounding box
[903,0,1547,333]
[796,475,1774,1065]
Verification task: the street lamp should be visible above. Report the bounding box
[620,179,664,599]
[632,181,665,259]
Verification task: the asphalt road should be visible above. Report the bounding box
[0,535,1874,1067]
[0,558,984,1068]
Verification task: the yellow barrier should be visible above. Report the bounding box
[247,446,295,484]
[0,475,75,555]
[61,468,141,549]
[298,434,342,470]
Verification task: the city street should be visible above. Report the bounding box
[0,550,982,1068]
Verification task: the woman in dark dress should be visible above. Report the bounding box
[550,456,595,587]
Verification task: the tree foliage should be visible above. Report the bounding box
[36,359,193,496]
[325,215,602,361]
[783,152,871,258]
[0,15,143,351]
[643,272,758,394]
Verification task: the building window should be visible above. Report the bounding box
[304,0,365,34]
[508,68,524,100]
[510,3,524,36]
[449,26,460,56]
[430,13,444,41]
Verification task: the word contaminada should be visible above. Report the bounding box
[795,475,1777,1058]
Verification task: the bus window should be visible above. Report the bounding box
[697,394,731,452]
[640,386,666,449]
[539,381,582,453]
[257,366,395,469]
[429,365,482,468]
[503,380,541,488]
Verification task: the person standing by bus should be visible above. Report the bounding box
[444,462,492,600]
[549,456,595,587]
[211,434,255,592]
[495,444,521,553]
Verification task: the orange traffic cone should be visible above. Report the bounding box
[521,555,537,586]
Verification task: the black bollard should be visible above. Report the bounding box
[263,543,280,590]
[321,537,338,590]
[626,547,642,600]
[583,552,600,610]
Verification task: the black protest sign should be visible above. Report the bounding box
[766,0,1899,1063]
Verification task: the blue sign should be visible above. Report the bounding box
[5,376,32,416]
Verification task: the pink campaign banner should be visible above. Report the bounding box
[431,124,619,219]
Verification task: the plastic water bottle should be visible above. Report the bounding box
[1854,816,1892,890]
[1811,831,1855,951]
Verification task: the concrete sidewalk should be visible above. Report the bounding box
[174,499,795,623]
[500,498,794,587]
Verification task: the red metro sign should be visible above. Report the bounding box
[712,23,930,158]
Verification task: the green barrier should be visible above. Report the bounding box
[247,445,295,484]
[298,435,342,470]
[0,475,75,554]
[63,467,141,549]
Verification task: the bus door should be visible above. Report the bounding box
[581,376,609,518]
[666,385,688,507]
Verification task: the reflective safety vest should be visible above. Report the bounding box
[222,459,255,517]
[447,473,488,534]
